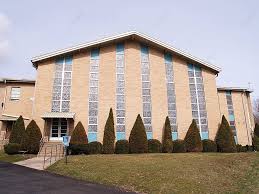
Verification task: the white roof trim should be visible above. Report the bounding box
[31,31,221,72]
[217,86,253,93]
[1,114,30,120]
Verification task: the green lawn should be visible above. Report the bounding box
[0,151,35,163]
[47,153,259,194]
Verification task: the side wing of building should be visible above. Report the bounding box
[0,80,35,140]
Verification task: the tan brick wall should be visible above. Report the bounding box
[2,83,34,119]
[97,45,116,142]
[32,59,55,135]
[232,92,251,145]
[202,69,221,140]
[173,57,193,139]
[217,90,254,145]
[149,47,167,141]
[70,51,90,133]
[124,41,142,139]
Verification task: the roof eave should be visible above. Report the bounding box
[31,31,221,73]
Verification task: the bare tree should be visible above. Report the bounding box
[253,98,259,124]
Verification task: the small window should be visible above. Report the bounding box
[10,87,21,100]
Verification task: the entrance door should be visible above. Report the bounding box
[50,118,68,141]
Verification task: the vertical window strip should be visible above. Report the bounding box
[226,91,238,143]
[140,44,152,139]
[88,49,100,142]
[52,56,73,112]
[188,64,208,139]
[164,53,178,140]
[116,43,126,140]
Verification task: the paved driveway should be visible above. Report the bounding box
[0,162,136,194]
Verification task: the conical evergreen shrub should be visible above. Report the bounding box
[21,120,42,154]
[103,108,115,154]
[184,119,203,152]
[70,121,88,145]
[215,115,237,153]
[9,115,25,144]
[129,114,148,153]
[162,116,173,153]
[254,123,259,137]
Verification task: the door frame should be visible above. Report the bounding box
[49,118,69,141]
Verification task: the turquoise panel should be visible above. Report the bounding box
[91,48,100,59]
[146,132,153,140]
[116,43,124,53]
[116,132,126,140]
[194,65,201,71]
[88,132,97,142]
[188,64,194,70]
[229,114,235,121]
[201,131,209,140]
[140,44,149,55]
[164,53,172,63]
[226,91,232,95]
[56,58,64,65]
[65,56,73,65]
[172,132,178,140]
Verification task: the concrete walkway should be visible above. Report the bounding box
[0,162,136,194]
[15,156,51,170]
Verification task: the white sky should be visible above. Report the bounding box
[1,0,258,97]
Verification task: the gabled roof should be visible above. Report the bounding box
[31,31,221,73]
[217,86,253,93]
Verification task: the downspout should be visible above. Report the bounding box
[241,91,250,145]
[216,74,222,120]
[3,79,7,112]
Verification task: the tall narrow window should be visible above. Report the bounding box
[116,43,126,140]
[140,44,152,139]
[52,56,73,112]
[88,49,100,142]
[164,53,178,140]
[188,64,208,139]
[226,91,238,143]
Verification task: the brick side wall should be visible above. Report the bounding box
[149,47,168,141]
[98,45,116,142]
[124,41,142,139]
[202,69,221,140]
[32,60,55,134]
[173,57,193,139]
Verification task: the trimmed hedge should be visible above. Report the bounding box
[88,141,103,154]
[202,139,217,152]
[215,115,237,153]
[4,143,21,155]
[172,140,186,153]
[103,108,115,154]
[253,135,259,151]
[254,123,259,137]
[148,139,162,153]
[21,120,42,154]
[162,117,173,153]
[184,120,203,152]
[9,116,25,144]
[69,144,88,155]
[115,140,129,154]
[70,122,88,145]
[129,114,148,153]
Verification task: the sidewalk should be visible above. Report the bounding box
[15,157,49,170]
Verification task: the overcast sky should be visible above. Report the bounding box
[1,0,258,97]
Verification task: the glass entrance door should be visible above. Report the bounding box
[50,118,68,141]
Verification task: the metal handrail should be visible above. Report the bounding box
[42,144,64,169]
